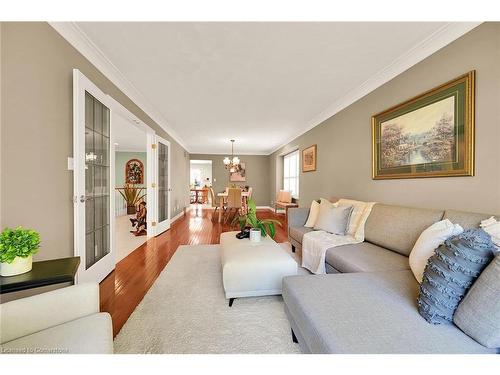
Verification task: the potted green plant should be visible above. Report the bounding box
[117,184,146,214]
[0,227,41,276]
[232,199,281,242]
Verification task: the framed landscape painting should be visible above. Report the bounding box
[372,71,475,180]
[302,144,317,172]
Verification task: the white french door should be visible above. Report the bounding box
[73,70,115,284]
[152,135,171,235]
[108,97,156,239]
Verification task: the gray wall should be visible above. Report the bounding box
[190,154,271,206]
[1,22,190,261]
[270,23,500,214]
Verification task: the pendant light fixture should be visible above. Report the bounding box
[223,139,241,173]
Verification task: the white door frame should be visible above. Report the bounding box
[107,96,156,239]
[73,69,115,284]
[153,135,171,236]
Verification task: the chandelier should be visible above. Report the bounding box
[223,139,242,173]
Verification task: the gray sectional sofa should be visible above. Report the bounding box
[284,202,499,354]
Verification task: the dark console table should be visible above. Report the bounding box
[0,257,80,294]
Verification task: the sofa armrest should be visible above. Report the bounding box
[1,283,100,344]
[287,208,310,231]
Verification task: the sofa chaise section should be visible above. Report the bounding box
[284,202,499,354]
[282,271,498,354]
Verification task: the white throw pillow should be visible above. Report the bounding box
[311,198,338,230]
[304,200,321,228]
[409,219,464,283]
[318,198,338,210]
[480,216,500,250]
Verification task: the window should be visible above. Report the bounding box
[283,150,299,198]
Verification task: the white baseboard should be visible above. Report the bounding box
[171,206,191,223]
[256,206,286,214]
[179,205,285,214]
[257,206,285,214]
[256,206,273,210]
[184,205,275,211]
[169,205,283,222]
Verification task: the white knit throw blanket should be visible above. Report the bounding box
[301,202,375,274]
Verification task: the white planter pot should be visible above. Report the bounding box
[250,229,261,242]
[0,255,33,277]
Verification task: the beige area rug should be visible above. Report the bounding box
[113,243,308,354]
[115,214,147,262]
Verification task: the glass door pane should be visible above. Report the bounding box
[158,142,169,222]
[84,91,110,269]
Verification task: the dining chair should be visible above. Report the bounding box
[275,190,298,222]
[224,188,242,224]
[209,187,225,221]
[221,186,229,206]
[199,188,209,204]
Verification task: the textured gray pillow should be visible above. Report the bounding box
[454,254,500,348]
[417,229,495,325]
[314,205,353,235]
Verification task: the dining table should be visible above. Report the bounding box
[190,188,208,204]
[217,191,250,223]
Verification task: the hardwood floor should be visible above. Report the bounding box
[100,206,288,336]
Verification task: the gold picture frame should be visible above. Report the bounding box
[372,71,475,180]
[302,145,317,172]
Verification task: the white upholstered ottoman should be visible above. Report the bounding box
[220,231,298,306]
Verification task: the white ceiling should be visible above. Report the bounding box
[71,22,476,154]
[113,113,148,152]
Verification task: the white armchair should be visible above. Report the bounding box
[0,283,113,354]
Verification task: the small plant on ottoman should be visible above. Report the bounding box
[233,199,281,242]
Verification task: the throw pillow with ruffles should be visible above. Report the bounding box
[417,228,495,325]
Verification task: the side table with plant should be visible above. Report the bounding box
[0,227,41,276]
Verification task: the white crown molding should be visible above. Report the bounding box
[49,22,190,152]
[115,148,147,153]
[189,150,270,156]
[190,159,213,164]
[269,22,482,155]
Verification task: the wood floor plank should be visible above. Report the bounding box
[100,207,288,336]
